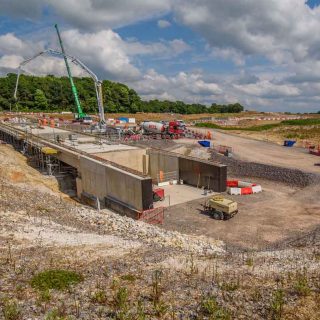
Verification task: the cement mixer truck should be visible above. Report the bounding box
[141,121,185,139]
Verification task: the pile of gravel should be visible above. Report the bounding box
[74,206,225,255]
[210,151,320,187]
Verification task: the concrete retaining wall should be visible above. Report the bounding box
[148,149,227,192]
[147,150,179,179]
[79,156,153,212]
[93,149,147,173]
[179,157,227,192]
[211,152,320,187]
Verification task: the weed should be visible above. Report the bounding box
[152,270,163,305]
[153,300,169,318]
[270,289,285,320]
[39,289,51,303]
[31,269,83,291]
[200,296,231,320]
[120,274,137,282]
[293,272,311,296]
[135,300,146,320]
[36,288,51,312]
[44,309,71,320]
[91,290,107,304]
[245,257,254,267]
[219,280,239,292]
[2,299,21,320]
[113,286,129,320]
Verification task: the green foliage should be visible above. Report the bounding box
[219,280,240,292]
[120,274,137,282]
[34,89,48,109]
[113,286,130,319]
[45,309,71,320]
[90,290,107,304]
[2,299,21,320]
[293,272,311,296]
[0,74,245,114]
[270,289,285,320]
[245,257,254,267]
[31,269,83,291]
[200,296,231,320]
[195,122,280,131]
[281,118,320,126]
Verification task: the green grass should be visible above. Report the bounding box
[31,269,83,291]
[2,299,21,320]
[195,118,320,132]
[281,118,320,126]
[195,122,280,131]
[200,296,231,319]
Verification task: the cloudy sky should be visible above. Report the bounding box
[1,0,320,112]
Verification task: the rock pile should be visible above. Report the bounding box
[74,206,225,255]
[210,151,320,187]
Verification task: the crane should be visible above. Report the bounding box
[13,48,106,124]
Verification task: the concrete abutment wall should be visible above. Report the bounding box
[147,149,227,192]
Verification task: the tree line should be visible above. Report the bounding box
[0,74,244,114]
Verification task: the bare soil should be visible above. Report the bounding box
[161,177,320,250]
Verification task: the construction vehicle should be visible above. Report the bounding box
[14,48,105,125]
[141,120,185,138]
[54,24,93,124]
[202,195,238,220]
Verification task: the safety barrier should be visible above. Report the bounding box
[227,180,262,195]
[138,207,164,224]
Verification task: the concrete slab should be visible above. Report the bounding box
[63,141,138,153]
[154,184,211,207]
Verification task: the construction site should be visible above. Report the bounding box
[1,24,320,320]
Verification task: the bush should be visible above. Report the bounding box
[31,269,83,291]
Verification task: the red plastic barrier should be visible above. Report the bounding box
[227,180,239,187]
[241,187,253,195]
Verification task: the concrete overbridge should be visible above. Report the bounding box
[0,121,227,221]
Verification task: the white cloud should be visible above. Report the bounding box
[173,0,320,65]
[129,69,223,104]
[157,19,171,28]
[234,80,300,99]
[0,55,24,70]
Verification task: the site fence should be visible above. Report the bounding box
[138,207,164,224]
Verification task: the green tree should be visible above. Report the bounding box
[34,89,48,110]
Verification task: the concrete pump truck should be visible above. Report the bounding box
[54,24,92,124]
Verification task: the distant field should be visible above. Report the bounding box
[195,117,320,146]
[196,117,320,131]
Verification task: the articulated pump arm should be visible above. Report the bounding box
[55,24,84,119]
[14,49,105,124]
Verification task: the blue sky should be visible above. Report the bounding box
[1,0,320,112]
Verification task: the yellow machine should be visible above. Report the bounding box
[203,195,238,220]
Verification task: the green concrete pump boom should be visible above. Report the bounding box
[54,24,85,119]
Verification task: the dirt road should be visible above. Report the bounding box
[185,128,320,174]
[162,177,320,249]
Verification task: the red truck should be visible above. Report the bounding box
[141,121,185,138]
